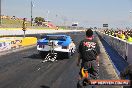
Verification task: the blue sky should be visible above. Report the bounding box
[1,0,132,28]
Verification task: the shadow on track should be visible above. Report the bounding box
[40,85,50,88]
[23,53,42,60]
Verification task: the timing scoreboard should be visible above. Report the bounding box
[72,22,78,26]
[103,24,108,27]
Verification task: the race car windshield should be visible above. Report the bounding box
[44,36,66,41]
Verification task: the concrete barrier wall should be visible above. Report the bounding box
[22,37,37,46]
[126,43,132,64]
[103,34,126,59]
[0,37,37,52]
[11,39,22,49]
[0,41,11,52]
[97,31,132,64]
[0,29,84,36]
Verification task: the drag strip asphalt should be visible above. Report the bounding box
[0,32,121,88]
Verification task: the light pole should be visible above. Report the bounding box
[130,11,132,28]
[0,0,1,26]
[62,16,67,29]
[31,0,33,27]
[55,14,58,25]
[47,10,50,22]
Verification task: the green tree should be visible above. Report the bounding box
[34,17,45,26]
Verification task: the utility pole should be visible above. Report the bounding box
[47,10,50,22]
[31,0,33,27]
[0,0,1,26]
[130,11,132,28]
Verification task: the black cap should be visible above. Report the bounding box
[86,28,93,37]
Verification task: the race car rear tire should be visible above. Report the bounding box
[39,51,47,59]
[65,51,72,59]
[58,50,73,59]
